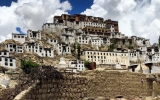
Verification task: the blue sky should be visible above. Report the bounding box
[61,0,93,14]
[0,0,17,6]
[0,0,159,44]
[0,0,93,14]
[0,0,93,34]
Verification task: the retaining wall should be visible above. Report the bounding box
[21,71,153,100]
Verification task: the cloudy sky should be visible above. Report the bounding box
[0,0,159,44]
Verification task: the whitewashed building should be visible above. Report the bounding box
[24,42,54,58]
[69,59,85,71]
[3,40,24,53]
[76,35,90,44]
[61,34,75,45]
[0,50,16,69]
[91,37,103,46]
[42,23,67,34]
[12,33,26,43]
[56,44,71,55]
[82,50,130,66]
[81,22,106,29]
[48,38,58,48]
[27,30,41,40]
[0,50,9,57]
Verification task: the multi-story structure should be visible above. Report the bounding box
[0,13,157,69]
[27,30,41,41]
[91,37,103,46]
[56,44,71,55]
[0,49,16,69]
[105,19,119,32]
[24,41,54,58]
[2,39,24,53]
[42,23,67,34]
[68,59,85,71]
[82,50,130,66]
[12,33,26,43]
[76,35,90,44]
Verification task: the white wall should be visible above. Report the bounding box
[27,30,41,40]
[24,42,54,58]
[0,57,16,69]
[91,38,103,46]
[0,51,9,57]
[12,34,26,43]
[48,39,58,48]
[77,35,90,44]
[56,44,71,55]
[83,51,130,66]
[42,23,67,34]
[69,60,85,71]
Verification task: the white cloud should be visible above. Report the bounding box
[0,0,72,42]
[82,0,160,44]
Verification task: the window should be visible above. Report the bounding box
[0,52,1,55]
[4,52,6,55]
[5,62,8,66]
[18,36,20,38]
[21,36,24,38]
[0,58,1,61]
[10,63,13,66]
[10,59,12,62]
[5,58,8,61]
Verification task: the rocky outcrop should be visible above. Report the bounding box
[0,73,10,88]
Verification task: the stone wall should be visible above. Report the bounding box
[84,71,152,98]
[22,72,87,100]
[0,67,155,100]
[21,71,153,100]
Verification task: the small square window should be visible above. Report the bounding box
[10,59,12,62]
[5,62,8,66]
[5,58,7,61]
[10,63,13,66]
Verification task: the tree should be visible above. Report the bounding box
[77,43,81,59]
[21,60,40,74]
[84,60,90,67]
[108,40,116,52]
[128,44,134,49]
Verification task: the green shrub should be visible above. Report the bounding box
[128,44,134,49]
[84,60,90,67]
[21,60,40,74]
